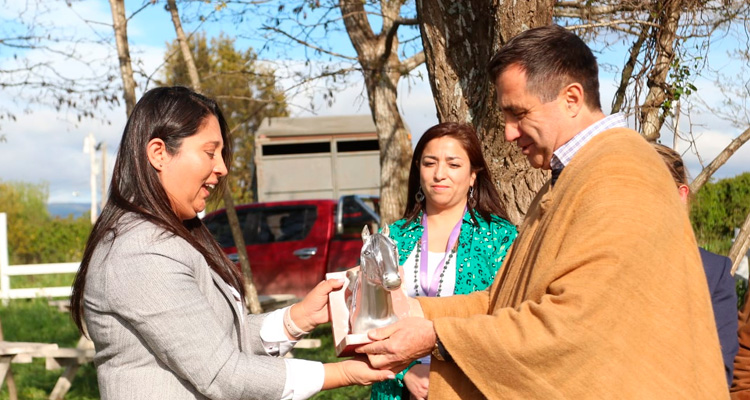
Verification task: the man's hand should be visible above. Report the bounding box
[292,278,345,332]
[355,317,436,370]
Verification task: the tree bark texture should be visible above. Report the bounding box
[690,126,750,194]
[108,0,136,116]
[416,0,555,225]
[730,210,750,276]
[339,0,416,225]
[639,0,681,141]
[166,0,262,313]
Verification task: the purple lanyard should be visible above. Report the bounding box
[420,210,464,296]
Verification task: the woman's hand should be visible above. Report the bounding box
[406,296,424,318]
[322,357,396,390]
[403,363,430,400]
[290,278,345,333]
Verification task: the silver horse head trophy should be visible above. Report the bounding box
[348,224,402,334]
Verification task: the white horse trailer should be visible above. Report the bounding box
[255,115,381,202]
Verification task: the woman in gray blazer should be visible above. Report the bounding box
[70,86,394,399]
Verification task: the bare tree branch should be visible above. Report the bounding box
[281,66,359,93]
[564,19,661,31]
[730,211,750,275]
[555,1,648,15]
[690,126,750,192]
[126,1,153,22]
[214,95,282,103]
[396,17,419,25]
[400,50,425,74]
[260,25,358,60]
[612,24,650,113]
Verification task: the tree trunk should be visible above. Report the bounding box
[730,210,750,276]
[108,0,136,116]
[339,0,415,225]
[166,0,262,313]
[166,0,201,91]
[639,0,681,141]
[223,193,263,314]
[368,78,413,225]
[416,0,555,225]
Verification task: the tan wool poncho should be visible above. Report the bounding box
[419,128,727,399]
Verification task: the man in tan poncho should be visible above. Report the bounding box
[357,25,727,399]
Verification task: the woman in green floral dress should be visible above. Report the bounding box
[370,122,518,400]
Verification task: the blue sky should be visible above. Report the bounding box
[0,1,748,205]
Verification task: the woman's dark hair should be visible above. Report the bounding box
[70,86,243,334]
[402,122,509,226]
[488,24,602,111]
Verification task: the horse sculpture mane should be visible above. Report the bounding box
[348,224,402,334]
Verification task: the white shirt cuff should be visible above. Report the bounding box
[281,358,324,400]
[259,307,296,356]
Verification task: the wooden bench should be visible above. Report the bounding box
[0,340,59,400]
[45,335,95,400]
[0,341,59,379]
[1,326,94,400]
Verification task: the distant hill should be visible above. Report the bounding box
[47,203,94,219]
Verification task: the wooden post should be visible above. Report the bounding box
[0,213,10,303]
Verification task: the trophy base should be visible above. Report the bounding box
[326,271,373,356]
[334,333,372,357]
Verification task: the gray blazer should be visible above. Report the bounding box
[84,215,286,399]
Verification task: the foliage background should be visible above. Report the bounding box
[159,33,288,207]
[0,181,90,267]
[691,172,750,255]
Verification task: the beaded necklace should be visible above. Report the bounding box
[413,239,458,297]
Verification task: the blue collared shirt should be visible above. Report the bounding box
[550,113,627,171]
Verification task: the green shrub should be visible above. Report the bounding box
[0,180,92,266]
[691,172,750,255]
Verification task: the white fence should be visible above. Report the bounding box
[0,213,78,300]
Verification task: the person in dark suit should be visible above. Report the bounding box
[654,143,738,387]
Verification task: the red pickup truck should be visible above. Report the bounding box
[202,195,379,298]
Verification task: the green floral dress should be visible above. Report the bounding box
[370,210,517,400]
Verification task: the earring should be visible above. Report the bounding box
[415,187,425,202]
[468,186,477,208]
